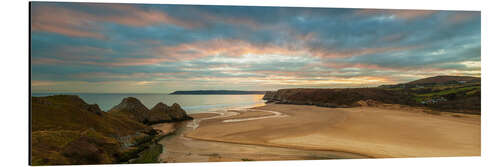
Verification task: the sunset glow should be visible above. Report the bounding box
[30,2,481,93]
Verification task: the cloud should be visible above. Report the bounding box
[356,9,437,20]
[30,3,481,92]
[31,3,201,39]
[446,11,480,25]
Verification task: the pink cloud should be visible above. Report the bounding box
[356,9,437,20]
[72,72,190,80]
[31,4,201,39]
[446,12,479,25]
[311,45,419,58]
[32,58,67,65]
[31,6,105,39]
[153,39,306,61]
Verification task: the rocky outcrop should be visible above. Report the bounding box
[263,91,276,100]
[109,97,192,124]
[263,91,278,103]
[262,88,414,108]
[169,103,193,120]
[108,97,150,123]
[146,102,193,124]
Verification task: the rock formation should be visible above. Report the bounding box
[108,97,150,123]
[147,102,193,124]
[109,97,193,125]
[168,103,193,121]
[262,88,414,108]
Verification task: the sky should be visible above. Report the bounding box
[30,2,481,93]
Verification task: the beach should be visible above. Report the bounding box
[155,103,480,160]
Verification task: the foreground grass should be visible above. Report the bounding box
[128,129,177,163]
[417,86,479,97]
[131,143,163,163]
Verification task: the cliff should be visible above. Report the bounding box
[263,88,414,108]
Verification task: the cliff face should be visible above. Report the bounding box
[262,88,414,108]
[109,97,192,124]
[262,91,277,101]
[31,95,155,165]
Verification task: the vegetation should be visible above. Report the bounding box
[264,76,481,114]
[381,76,481,114]
[31,95,157,165]
[170,90,266,95]
[131,143,163,163]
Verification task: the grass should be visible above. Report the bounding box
[411,85,480,104]
[417,86,479,97]
[31,95,155,165]
[130,144,163,163]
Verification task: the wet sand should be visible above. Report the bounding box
[184,104,480,158]
[156,121,366,163]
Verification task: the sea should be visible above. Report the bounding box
[31,93,266,114]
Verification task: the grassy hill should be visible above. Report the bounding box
[382,76,481,114]
[264,76,481,114]
[31,95,157,165]
[406,75,480,85]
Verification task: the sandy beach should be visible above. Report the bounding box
[183,104,480,158]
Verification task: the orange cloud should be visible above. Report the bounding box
[153,39,307,61]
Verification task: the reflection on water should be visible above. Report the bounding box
[31,93,265,114]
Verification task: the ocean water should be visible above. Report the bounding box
[31,93,265,114]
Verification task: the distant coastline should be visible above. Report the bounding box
[169,90,267,95]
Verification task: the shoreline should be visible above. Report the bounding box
[181,103,480,159]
